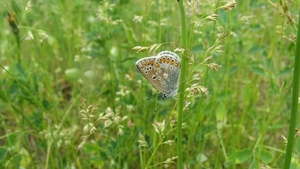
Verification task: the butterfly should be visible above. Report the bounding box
[135,51,181,98]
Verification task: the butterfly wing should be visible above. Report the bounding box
[136,56,166,93]
[155,51,181,97]
[136,51,181,97]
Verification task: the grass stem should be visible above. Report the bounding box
[177,0,187,168]
[283,8,300,169]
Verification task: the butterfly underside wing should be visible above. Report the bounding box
[136,51,181,98]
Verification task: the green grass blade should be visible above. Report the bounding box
[177,0,188,169]
[283,8,300,169]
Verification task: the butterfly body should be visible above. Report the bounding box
[136,51,181,98]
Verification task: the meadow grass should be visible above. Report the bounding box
[0,0,299,168]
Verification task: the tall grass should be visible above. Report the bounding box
[0,0,299,168]
[283,7,300,169]
[177,0,187,168]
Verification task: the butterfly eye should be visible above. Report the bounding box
[144,70,148,74]
[152,75,156,80]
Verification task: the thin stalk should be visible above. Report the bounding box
[283,9,300,169]
[177,1,187,169]
[144,138,164,168]
[109,59,116,112]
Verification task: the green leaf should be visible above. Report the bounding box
[249,46,265,54]
[249,66,266,76]
[84,70,95,80]
[229,66,238,74]
[11,154,21,168]
[277,67,293,77]
[250,24,263,31]
[9,63,28,82]
[196,153,207,163]
[235,149,252,164]
[260,149,273,163]
[215,102,226,129]
[42,99,52,110]
[65,68,82,81]
[19,148,31,167]
[0,147,7,162]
